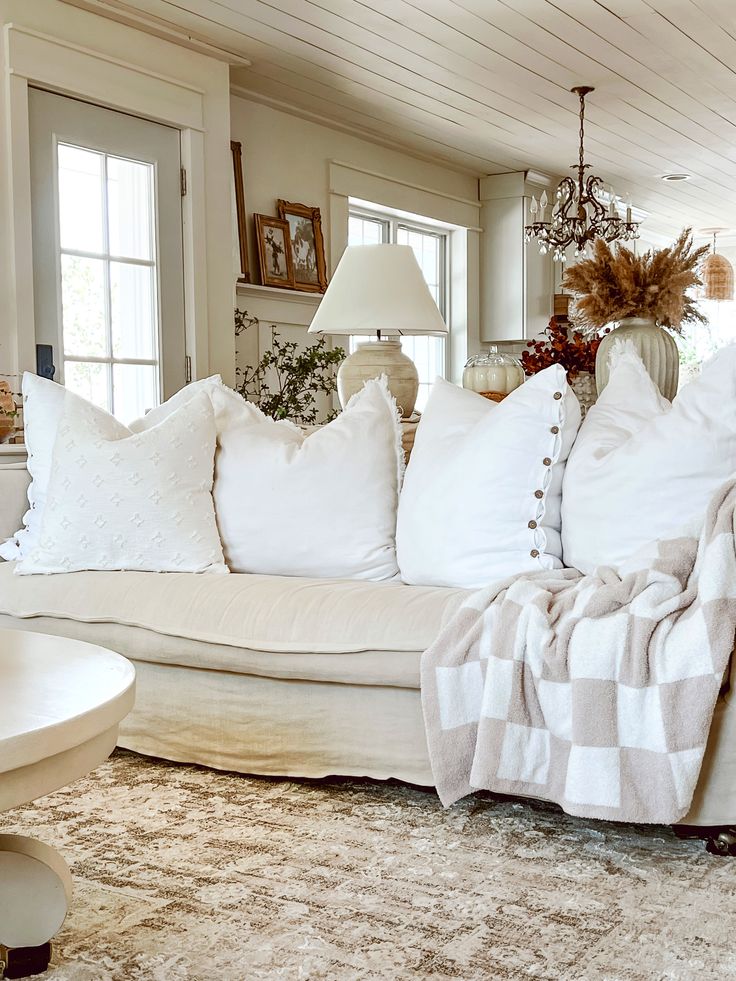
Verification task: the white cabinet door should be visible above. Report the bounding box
[29,88,186,422]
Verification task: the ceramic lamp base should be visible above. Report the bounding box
[337,340,419,418]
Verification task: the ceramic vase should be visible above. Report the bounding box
[595,316,679,401]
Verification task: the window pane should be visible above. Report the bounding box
[112,363,159,424]
[64,360,110,412]
[111,262,156,360]
[348,215,387,246]
[108,157,154,260]
[58,144,104,253]
[61,254,107,357]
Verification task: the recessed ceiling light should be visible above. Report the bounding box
[661,173,691,182]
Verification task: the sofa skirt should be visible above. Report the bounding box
[122,660,736,828]
[1,613,734,827]
[121,659,434,787]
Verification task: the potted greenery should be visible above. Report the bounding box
[562,228,708,399]
[235,309,345,425]
[521,318,609,416]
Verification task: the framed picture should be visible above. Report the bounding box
[277,200,328,293]
[231,141,250,283]
[254,214,295,288]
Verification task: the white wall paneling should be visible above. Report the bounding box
[70,0,736,242]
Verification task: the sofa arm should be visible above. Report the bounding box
[0,464,30,543]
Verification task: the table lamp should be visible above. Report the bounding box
[308,244,448,418]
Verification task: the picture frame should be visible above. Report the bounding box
[254,214,295,288]
[231,141,250,283]
[276,200,328,293]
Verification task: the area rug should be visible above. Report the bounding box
[2,751,735,981]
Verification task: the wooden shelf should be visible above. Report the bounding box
[235,282,324,328]
[235,282,323,304]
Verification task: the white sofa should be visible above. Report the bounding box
[1,462,734,829]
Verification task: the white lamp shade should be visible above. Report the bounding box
[308,244,448,337]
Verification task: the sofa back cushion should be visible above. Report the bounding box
[16,391,226,575]
[562,342,736,574]
[396,368,581,589]
[0,466,30,545]
[211,377,404,580]
[0,372,224,561]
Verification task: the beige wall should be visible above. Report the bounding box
[229,91,480,388]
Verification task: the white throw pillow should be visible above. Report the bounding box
[396,368,581,589]
[562,342,736,574]
[16,391,227,575]
[210,377,403,580]
[0,373,223,561]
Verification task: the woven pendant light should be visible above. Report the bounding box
[702,232,734,301]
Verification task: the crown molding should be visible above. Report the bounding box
[59,0,252,66]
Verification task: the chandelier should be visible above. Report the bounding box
[524,86,640,262]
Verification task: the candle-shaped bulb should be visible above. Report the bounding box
[530,195,538,216]
[540,190,548,209]
[626,194,632,223]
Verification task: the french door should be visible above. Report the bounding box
[29,88,186,422]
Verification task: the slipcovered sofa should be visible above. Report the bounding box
[1,462,734,828]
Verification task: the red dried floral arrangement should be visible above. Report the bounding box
[521,318,609,381]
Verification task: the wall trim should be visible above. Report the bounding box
[230,83,482,181]
[59,0,252,66]
[331,159,480,212]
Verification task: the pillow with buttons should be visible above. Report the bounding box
[396,368,581,589]
[562,341,736,575]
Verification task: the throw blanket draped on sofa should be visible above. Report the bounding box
[422,480,736,824]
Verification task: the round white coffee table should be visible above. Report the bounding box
[0,629,135,977]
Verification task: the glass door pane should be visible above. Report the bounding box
[30,88,186,423]
[56,142,159,422]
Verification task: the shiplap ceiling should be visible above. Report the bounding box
[71,0,736,241]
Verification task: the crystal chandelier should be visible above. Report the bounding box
[524,86,640,262]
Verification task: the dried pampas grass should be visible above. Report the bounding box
[562,229,709,334]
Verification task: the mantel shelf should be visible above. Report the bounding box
[235,283,324,305]
[235,282,324,329]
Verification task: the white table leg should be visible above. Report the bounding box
[0,835,72,978]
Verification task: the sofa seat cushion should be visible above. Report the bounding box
[0,614,426,688]
[0,563,468,657]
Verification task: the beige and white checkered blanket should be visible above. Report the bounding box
[421,480,736,823]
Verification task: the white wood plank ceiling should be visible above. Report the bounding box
[72,0,736,240]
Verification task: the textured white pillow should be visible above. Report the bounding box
[0,373,223,561]
[16,391,226,575]
[562,342,736,574]
[210,377,403,579]
[397,368,581,589]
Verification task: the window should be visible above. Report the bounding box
[348,206,448,412]
[57,144,160,422]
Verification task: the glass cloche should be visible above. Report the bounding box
[462,346,525,401]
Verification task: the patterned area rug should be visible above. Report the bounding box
[1,750,735,981]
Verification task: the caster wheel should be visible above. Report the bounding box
[706,829,736,857]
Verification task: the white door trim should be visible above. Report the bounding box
[2,22,212,387]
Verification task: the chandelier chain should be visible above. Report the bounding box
[578,90,585,179]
